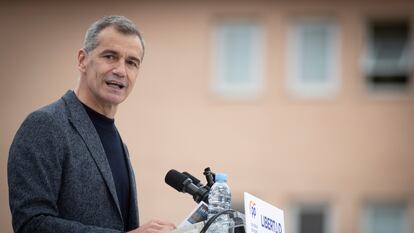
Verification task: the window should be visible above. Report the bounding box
[290,203,332,233]
[287,18,341,97]
[361,201,409,233]
[211,20,264,99]
[362,19,412,90]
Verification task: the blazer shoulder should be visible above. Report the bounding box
[13,98,69,143]
[27,97,68,124]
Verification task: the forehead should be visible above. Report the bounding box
[95,26,143,59]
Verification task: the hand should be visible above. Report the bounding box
[128,219,176,233]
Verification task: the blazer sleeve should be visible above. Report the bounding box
[8,110,124,233]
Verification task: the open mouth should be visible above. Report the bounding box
[105,80,125,89]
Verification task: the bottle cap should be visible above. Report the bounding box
[215,173,227,182]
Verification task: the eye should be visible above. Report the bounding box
[103,54,116,61]
[127,59,140,68]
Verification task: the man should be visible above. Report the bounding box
[8,15,176,233]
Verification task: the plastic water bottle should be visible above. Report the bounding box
[207,173,231,232]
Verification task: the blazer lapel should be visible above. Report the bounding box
[123,144,139,229]
[61,90,123,221]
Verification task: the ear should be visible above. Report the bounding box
[77,49,88,72]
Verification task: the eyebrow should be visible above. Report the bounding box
[100,49,118,56]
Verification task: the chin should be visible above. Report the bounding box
[109,98,125,106]
[103,94,126,106]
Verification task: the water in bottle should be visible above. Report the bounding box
[207,173,231,232]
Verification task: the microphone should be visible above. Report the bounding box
[183,171,204,187]
[165,169,210,203]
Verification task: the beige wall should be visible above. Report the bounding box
[1,1,414,233]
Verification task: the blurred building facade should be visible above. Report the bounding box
[1,1,413,233]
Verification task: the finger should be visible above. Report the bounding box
[137,219,176,233]
[148,219,176,229]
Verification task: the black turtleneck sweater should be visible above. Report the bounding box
[82,103,130,229]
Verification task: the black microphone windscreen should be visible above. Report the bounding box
[165,169,188,192]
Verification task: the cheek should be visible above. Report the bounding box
[128,73,139,87]
[94,67,110,86]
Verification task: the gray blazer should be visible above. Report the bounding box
[8,90,139,233]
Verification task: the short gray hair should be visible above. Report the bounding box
[83,15,145,58]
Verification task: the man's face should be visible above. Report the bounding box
[78,26,143,108]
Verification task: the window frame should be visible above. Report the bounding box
[286,17,341,98]
[361,17,412,92]
[210,19,265,99]
[290,202,333,233]
[361,201,410,233]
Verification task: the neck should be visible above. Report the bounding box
[74,87,117,119]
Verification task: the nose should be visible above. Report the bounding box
[112,59,127,78]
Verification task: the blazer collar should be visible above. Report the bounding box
[61,90,123,222]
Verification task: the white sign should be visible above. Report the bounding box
[244,192,285,233]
